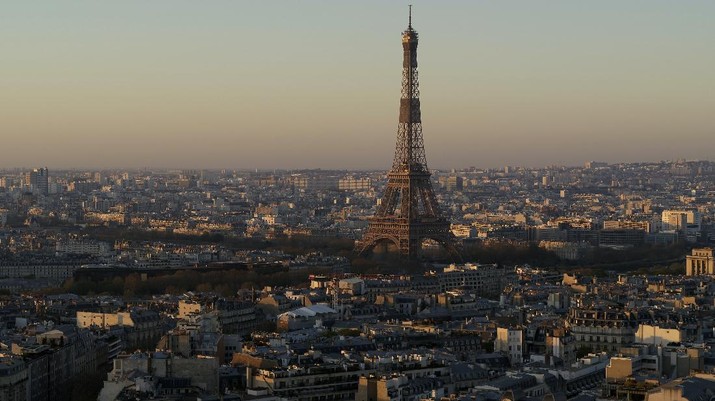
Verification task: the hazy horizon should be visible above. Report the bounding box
[3,156,713,175]
[3,1,714,170]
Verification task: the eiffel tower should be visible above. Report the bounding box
[356,8,460,260]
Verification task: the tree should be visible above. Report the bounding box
[196,283,213,293]
[576,345,593,358]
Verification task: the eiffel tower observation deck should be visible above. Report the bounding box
[356,7,460,260]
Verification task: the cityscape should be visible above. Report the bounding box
[2,3,715,401]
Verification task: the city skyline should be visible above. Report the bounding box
[3,1,714,170]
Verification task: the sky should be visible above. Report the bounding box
[2,1,714,170]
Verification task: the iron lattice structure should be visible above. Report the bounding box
[356,11,460,260]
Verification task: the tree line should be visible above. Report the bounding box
[50,267,332,298]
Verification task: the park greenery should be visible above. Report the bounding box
[54,267,332,297]
[11,224,684,297]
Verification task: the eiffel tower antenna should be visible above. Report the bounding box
[408,5,412,29]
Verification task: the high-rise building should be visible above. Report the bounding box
[24,167,49,195]
[338,176,371,191]
[662,210,700,230]
[446,176,463,191]
[356,8,459,260]
[661,209,701,242]
[603,220,651,233]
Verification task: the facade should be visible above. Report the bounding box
[547,353,609,397]
[438,263,511,298]
[642,374,715,401]
[24,168,48,195]
[635,324,684,346]
[604,344,704,385]
[686,248,715,276]
[178,300,203,319]
[55,241,110,256]
[603,220,651,233]
[356,374,446,401]
[247,362,373,401]
[495,327,524,366]
[547,292,570,310]
[290,176,339,191]
[99,352,219,400]
[10,326,106,401]
[213,299,257,334]
[661,210,701,241]
[178,299,258,334]
[0,263,79,280]
[76,310,162,350]
[257,294,293,316]
[339,277,366,295]
[441,176,463,192]
[662,210,701,231]
[599,229,645,247]
[539,241,590,261]
[339,177,371,191]
[276,304,337,331]
[546,328,576,365]
[0,356,27,401]
[567,308,638,353]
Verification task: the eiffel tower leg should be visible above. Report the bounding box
[409,239,421,260]
[355,242,371,258]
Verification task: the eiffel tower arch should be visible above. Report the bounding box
[356,8,461,260]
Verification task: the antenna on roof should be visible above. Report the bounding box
[408,5,412,29]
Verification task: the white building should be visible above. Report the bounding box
[661,210,701,241]
[339,277,365,295]
[495,327,524,366]
[438,263,511,297]
[56,240,111,257]
[635,324,684,347]
[686,248,715,276]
